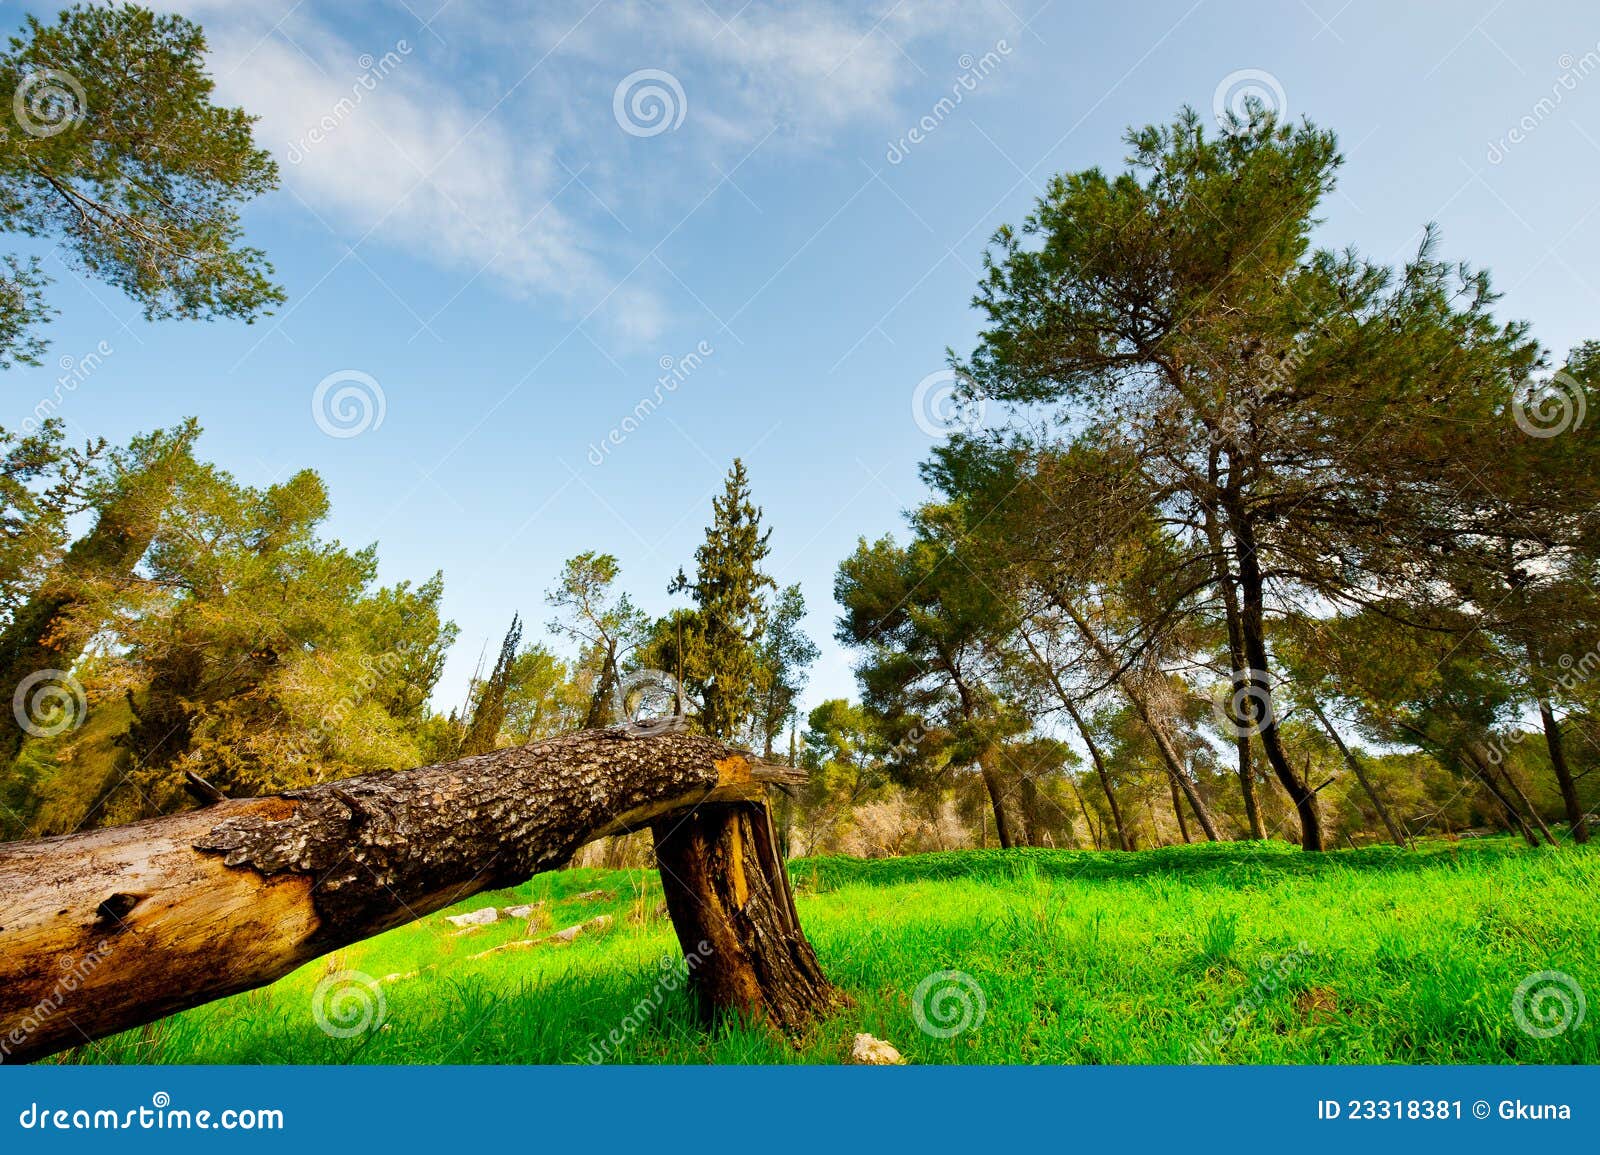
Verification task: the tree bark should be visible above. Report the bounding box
[0,728,822,1064]
[652,803,841,1035]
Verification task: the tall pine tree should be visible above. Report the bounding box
[666,459,776,741]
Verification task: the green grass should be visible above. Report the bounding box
[62,836,1599,1065]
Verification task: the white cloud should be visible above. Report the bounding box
[160,0,1023,343]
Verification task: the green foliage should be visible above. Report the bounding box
[662,458,776,740]
[0,3,283,364]
[461,615,522,757]
[546,551,649,729]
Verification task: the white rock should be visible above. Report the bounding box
[445,907,499,927]
[550,914,613,944]
[849,1033,906,1065]
[503,904,542,919]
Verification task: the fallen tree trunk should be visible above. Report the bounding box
[0,728,829,1064]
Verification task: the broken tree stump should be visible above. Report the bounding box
[653,802,842,1035]
[0,728,831,1064]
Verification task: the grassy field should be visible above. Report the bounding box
[63,836,1598,1065]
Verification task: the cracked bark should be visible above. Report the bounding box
[0,727,830,1064]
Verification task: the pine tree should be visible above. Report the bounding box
[461,615,522,756]
[669,459,776,741]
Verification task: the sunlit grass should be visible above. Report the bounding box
[64,835,1599,1065]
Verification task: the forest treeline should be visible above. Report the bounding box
[2,5,1597,856]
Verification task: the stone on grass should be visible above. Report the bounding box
[503,903,542,919]
[551,914,613,944]
[445,907,499,928]
[576,889,616,902]
[849,1033,905,1065]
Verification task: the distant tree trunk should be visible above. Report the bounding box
[1225,504,1323,850]
[1168,775,1193,843]
[1063,773,1102,848]
[1459,743,1541,847]
[653,803,841,1033]
[1525,642,1588,843]
[1203,498,1266,841]
[1049,600,1222,842]
[1069,701,1130,850]
[1021,629,1131,850]
[0,728,825,1064]
[976,747,1018,848]
[1235,736,1265,840]
[1469,741,1558,846]
[1308,700,1410,849]
[581,644,620,730]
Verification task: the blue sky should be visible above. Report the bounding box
[11,0,1600,715]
